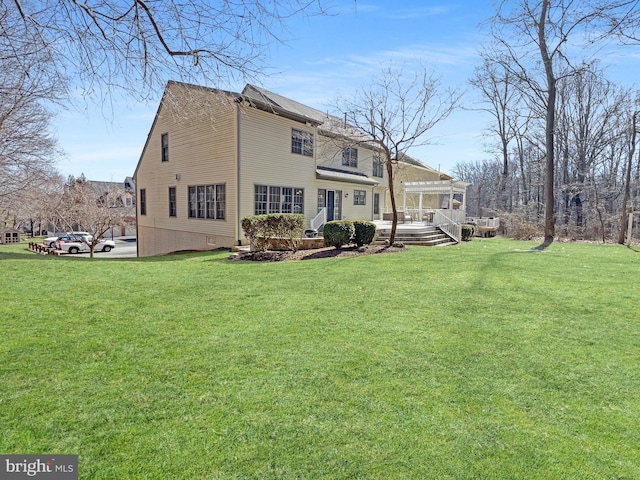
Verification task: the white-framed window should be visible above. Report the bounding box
[342,147,358,167]
[373,155,384,177]
[169,187,177,217]
[354,189,366,206]
[255,185,304,214]
[188,184,225,219]
[161,133,169,162]
[140,189,146,215]
[255,185,268,214]
[291,128,314,157]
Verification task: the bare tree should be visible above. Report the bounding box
[555,67,630,234]
[4,0,326,101]
[470,53,523,211]
[334,66,460,244]
[490,0,640,247]
[55,176,133,258]
[618,110,639,244]
[0,8,64,201]
[1,169,65,236]
[453,159,501,218]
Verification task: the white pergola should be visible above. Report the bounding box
[402,180,471,217]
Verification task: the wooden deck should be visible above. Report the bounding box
[373,221,457,246]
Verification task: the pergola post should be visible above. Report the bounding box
[449,182,454,214]
[402,188,407,214]
[461,188,467,215]
[401,180,471,224]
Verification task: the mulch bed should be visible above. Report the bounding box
[230,244,406,262]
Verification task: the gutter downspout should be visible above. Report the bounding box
[372,185,376,220]
[236,102,242,245]
[135,183,139,257]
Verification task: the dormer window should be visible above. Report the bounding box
[342,147,358,167]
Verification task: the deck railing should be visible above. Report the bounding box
[310,207,327,231]
[466,217,500,229]
[433,210,461,243]
[380,208,464,242]
[404,208,466,224]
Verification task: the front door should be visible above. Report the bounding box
[327,190,335,221]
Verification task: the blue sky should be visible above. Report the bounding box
[52,0,637,182]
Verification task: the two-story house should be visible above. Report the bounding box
[134,81,443,256]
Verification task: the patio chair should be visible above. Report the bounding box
[398,211,412,223]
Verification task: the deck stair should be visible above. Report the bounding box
[375,223,457,247]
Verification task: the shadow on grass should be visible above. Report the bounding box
[115,250,231,263]
[0,249,55,261]
[0,248,229,263]
[532,237,554,251]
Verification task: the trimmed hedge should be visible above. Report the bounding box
[461,223,476,241]
[323,220,355,249]
[241,214,305,252]
[353,220,377,247]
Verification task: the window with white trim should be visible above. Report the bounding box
[161,133,169,162]
[169,187,176,217]
[140,189,146,215]
[291,128,314,157]
[373,155,384,177]
[342,147,358,167]
[255,185,268,214]
[255,185,304,214]
[354,189,366,206]
[188,184,225,219]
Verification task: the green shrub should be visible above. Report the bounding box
[241,215,270,252]
[270,214,305,252]
[323,220,355,249]
[461,223,476,241]
[353,220,377,246]
[241,214,305,252]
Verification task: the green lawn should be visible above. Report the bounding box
[1,239,639,479]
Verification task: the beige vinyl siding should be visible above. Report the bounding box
[237,106,317,224]
[314,139,388,222]
[315,138,387,188]
[138,225,236,257]
[135,82,399,254]
[136,85,238,256]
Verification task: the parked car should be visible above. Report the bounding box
[54,234,115,254]
[44,231,90,247]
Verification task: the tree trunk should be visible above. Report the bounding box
[538,0,556,247]
[618,112,637,244]
[386,153,398,245]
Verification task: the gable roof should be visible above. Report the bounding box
[397,153,452,180]
[134,81,449,180]
[134,82,240,180]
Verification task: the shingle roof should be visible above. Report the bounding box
[168,82,450,178]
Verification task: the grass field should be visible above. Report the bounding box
[1,238,639,479]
